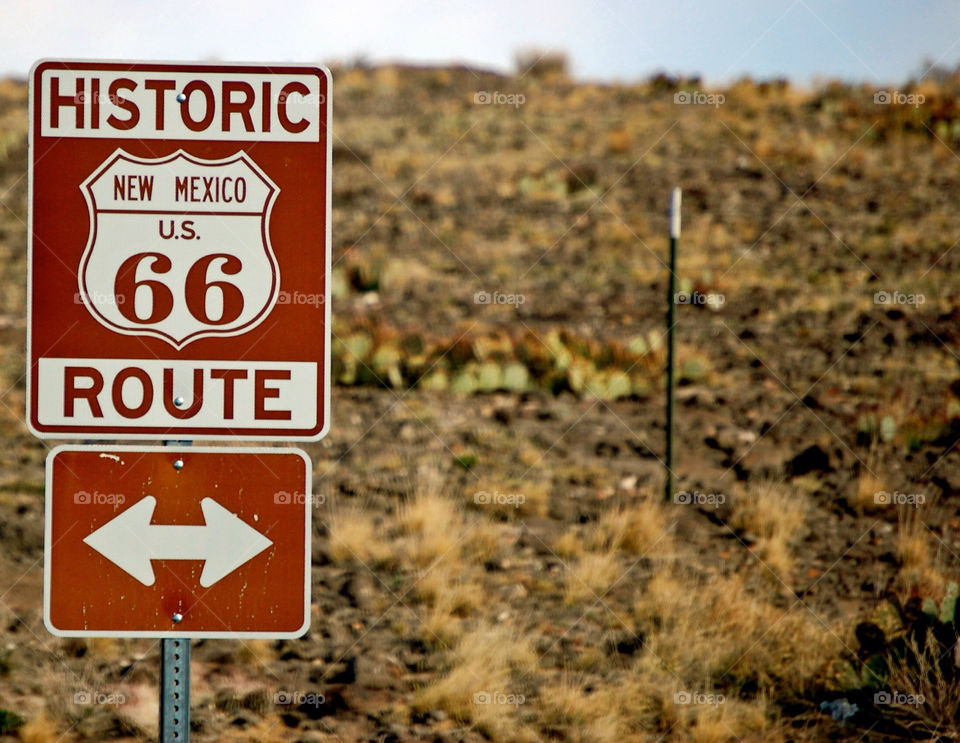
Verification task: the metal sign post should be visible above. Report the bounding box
[160,439,190,742]
[160,637,190,741]
[665,188,681,501]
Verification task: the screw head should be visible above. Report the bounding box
[172,612,183,623]
[173,396,185,408]
[176,92,186,103]
[173,459,184,471]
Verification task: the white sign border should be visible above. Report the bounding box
[26,59,332,442]
[43,444,312,639]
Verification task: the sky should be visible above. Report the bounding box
[2,0,959,85]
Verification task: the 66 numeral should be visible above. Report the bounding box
[113,252,245,326]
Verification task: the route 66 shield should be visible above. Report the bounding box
[78,149,280,348]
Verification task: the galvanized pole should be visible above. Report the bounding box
[160,439,191,742]
[665,188,681,502]
[160,637,190,741]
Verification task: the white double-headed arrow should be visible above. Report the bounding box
[83,496,273,588]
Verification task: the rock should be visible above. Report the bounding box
[786,444,831,477]
[855,622,886,658]
[594,441,619,457]
[605,632,644,656]
[326,657,356,684]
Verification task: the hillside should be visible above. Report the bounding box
[0,64,959,741]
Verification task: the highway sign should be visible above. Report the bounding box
[44,446,312,638]
[27,60,331,440]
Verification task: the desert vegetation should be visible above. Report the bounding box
[0,58,960,741]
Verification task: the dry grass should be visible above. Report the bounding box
[18,718,57,743]
[539,678,626,743]
[395,465,490,645]
[895,508,944,593]
[413,623,536,740]
[421,602,465,650]
[327,506,395,566]
[399,491,462,568]
[538,675,783,743]
[686,696,780,743]
[553,527,584,558]
[554,496,671,563]
[469,479,551,519]
[564,552,621,605]
[634,568,839,698]
[852,470,887,511]
[587,498,670,555]
[606,128,632,155]
[731,480,806,541]
[413,561,483,613]
[462,517,503,563]
[397,464,467,568]
[883,629,960,738]
[730,480,807,581]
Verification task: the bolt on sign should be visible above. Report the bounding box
[45,446,312,638]
[27,61,331,439]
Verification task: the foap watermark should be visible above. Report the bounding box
[74,690,125,707]
[274,690,325,707]
[674,491,725,508]
[275,91,326,106]
[277,290,324,308]
[473,690,525,707]
[74,490,125,506]
[474,490,525,509]
[874,491,925,507]
[674,690,725,707]
[75,290,125,307]
[274,491,326,508]
[474,290,526,307]
[674,90,725,108]
[74,91,132,106]
[874,91,924,107]
[874,690,925,708]
[674,290,725,308]
[474,91,526,107]
[874,290,924,307]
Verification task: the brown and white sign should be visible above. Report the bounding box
[44,446,312,638]
[27,61,331,439]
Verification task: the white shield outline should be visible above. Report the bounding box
[78,148,281,349]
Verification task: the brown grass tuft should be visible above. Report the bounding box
[327,506,395,566]
[414,623,536,740]
[730,480,807,581]
[564,552,621,605]
[634,568,839,697]
[588,498,670,555]
[18,717,57,743]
